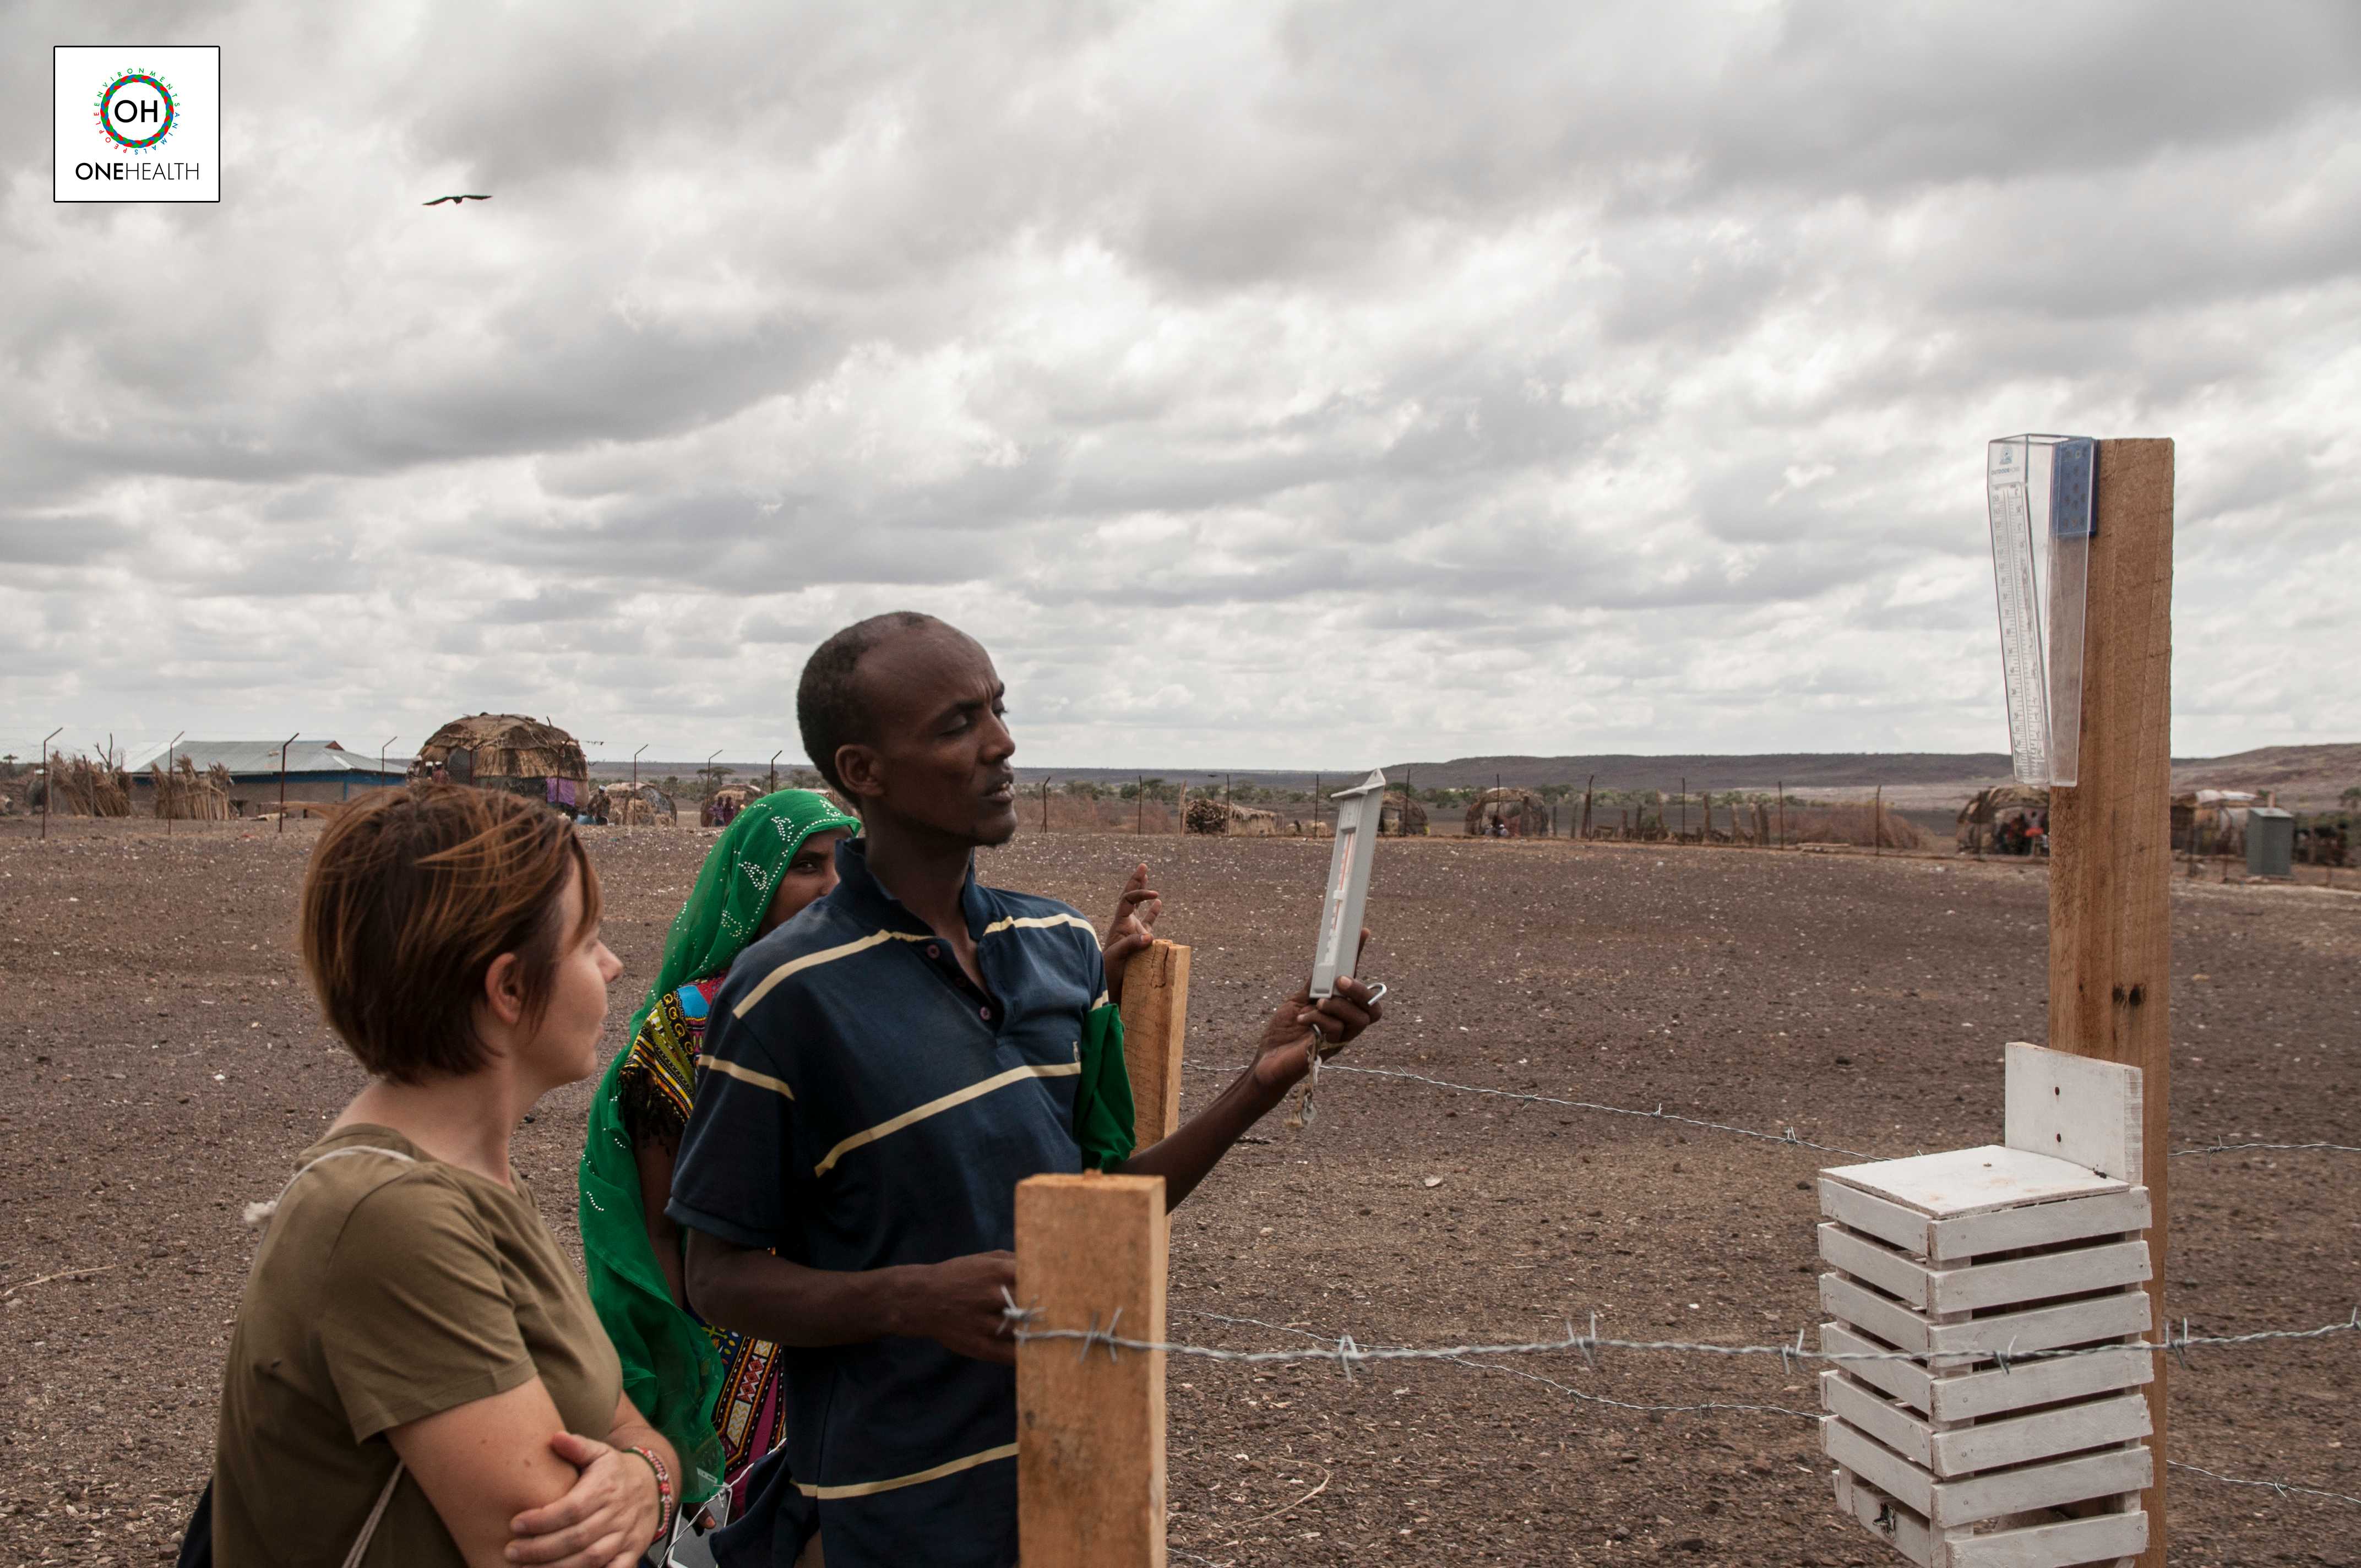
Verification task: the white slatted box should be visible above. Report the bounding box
[1814,1045,2154,1568]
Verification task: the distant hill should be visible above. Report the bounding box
[594,744,2359,808]
[1374,753,2014,792]
[2168,744,2361,807]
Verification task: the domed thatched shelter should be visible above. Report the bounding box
[412,714,589,810]
[1380,797,1428,836]
[590,782,677,826]
[1465,787,1548,837]
[1956,785,2049,853]
[703,785,755,827]
[1185,799,1280,836]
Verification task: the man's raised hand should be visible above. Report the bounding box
[904,1250,1022,1365]
[1101,862,1162,1005]
[1249,930,1382,1092]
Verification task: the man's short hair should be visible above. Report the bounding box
[797,611,945,793]
[298,783,600,1082]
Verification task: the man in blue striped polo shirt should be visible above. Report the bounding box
[671,612,1383,1568]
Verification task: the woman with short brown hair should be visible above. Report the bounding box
[211,783,678,1568]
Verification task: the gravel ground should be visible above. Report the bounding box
[1,819,2355,1566]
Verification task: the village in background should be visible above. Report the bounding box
[2,711,2352,881]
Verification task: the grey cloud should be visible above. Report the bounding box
[6,0,2358,762]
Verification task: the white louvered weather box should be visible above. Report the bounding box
[1816,1044,2155,1568]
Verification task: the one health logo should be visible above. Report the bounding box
[55,46,220,203]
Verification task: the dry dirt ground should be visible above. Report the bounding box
[2,821,2357,1567]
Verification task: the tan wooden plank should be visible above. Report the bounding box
[1823,1369,1933,1466]
[1826,1418,1934,1517]
[1015,1172,1168,1568]
[1824,1320,1933,1413]
[1927,1336,2152,1424]
[1821,1271,1930,1354]
[1931,1390,2151,1477]
[2004,1042,2144,1184]
[1824,1146,2124,1222]
[1821,1223,1933,1308]
[1945,1509,2146,1568]
[1820,1175,1935,1256]
[1116,940,1190,1142]
[1830,1373,2150,1483]
[1841,1461,2146,1568]
[2048,436,2174,1568]
[1834,1465,1935,1568]
[1826,1228,2150,1315]
[1929,1444,2151,1528]
[1927,1240,2151,1315]
[1924,1288,2151,1365]
[1925,1188,2151,1264]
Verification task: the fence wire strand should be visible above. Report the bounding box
[2166,1460,2361,1509]
[1190,1058,2360,1164]
[1010,1303,2361,1375]
[1184,1309,1821,1422]
[2170,1140,2361,1157]
[1187,1059,1880,1159]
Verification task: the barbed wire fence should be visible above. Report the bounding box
[1190,1057,2361,1164]
[1152,1054,2361,1537]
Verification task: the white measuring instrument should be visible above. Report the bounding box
[1294,768,1388,1127]
[1986,435,2095,787]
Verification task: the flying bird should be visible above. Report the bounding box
[422,193,492,206]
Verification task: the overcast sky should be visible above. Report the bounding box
[6,1,2359,770]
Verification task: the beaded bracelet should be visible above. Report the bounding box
[624,1443,676,1540]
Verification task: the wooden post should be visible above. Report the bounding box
[1873,784,1883,856]
[278,732,298,834]
[1017,1172,1167,1568]
[1581,773,1595,839]
[2047,438,2173,1568]
[1117,940,1191,1142]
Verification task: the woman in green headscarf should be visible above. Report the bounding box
[580,789,1161,1518]
[579,790,861,1515]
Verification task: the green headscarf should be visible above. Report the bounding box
[578,789,860,1504]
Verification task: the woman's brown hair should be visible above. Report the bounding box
[299,783,601,1082]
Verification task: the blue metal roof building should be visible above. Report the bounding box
[122,740,412,807]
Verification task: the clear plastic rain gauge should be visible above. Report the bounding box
[1309,769,1385,999]
[1293,769,1388,1129]
[1987,435,2095,787]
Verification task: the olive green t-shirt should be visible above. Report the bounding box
[213,1125,623,1567]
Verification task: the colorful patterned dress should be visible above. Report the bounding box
[616,976,786,1508]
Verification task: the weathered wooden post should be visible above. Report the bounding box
[2048,438,2173,1567]
[1016,1172,1168,1568]
[1117,939,1191,1142]
[278,732,298,834]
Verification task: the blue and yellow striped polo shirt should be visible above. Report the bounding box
[668,837,1116,1568]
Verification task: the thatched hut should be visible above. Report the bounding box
[1956,785,2049,853]
[412,715,590,810]
[703,785,755,827]
[1465,787,1549,837]
[1185,799,1280,836]
[590,782,677,826]
[1380,797,1428,836]
[33,755,133,816]
[1286,818,1334,839]
[150,759,235,821]
[2173,789,2262,856]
